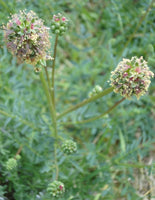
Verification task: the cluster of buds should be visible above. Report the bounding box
[62,140,77,155]
[88,85,103,98]
[110,56,154,99]
[47,181,65,198]
[51,13,69,36]
[4,10,51,65]
[6,155,21,171]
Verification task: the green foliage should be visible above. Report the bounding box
[0,0,154,200]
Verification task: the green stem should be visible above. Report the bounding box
[51,34,59,108]
[44,67,51,91]
[39,71,54,120]
[39,70,59,179]
[60,97,125,125]
[57,87,113,120]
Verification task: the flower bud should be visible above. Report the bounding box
[51,13,69,36]
[6,158,17,171]
[88,85,103,98]
[34,67,41,74]
[55,29,60,34]
[94,85,103,93]
[110,56,154,99]
[47,180,65,198]
[62,140,77,155]
[15,155,21,160]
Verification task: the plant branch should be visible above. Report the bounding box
[51,34,59,107]
[39,70,59,179]
[60,97,125,125]
[44,66,51,91]
[15,146,23,158]
[57,87,113,120]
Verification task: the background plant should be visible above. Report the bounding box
[0,0,155,200]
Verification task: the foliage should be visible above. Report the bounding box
[0,0,155,200]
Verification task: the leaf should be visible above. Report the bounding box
[119,129,126,154]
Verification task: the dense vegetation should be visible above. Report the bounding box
[0,0,155,199]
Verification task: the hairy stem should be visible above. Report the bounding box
[51,34,59,107]
[57,87,113,120]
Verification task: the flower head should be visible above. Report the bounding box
[110,56,154,99]
[6,158,17,171]
[51,13,69,36]
[47,181,65,198]
[62,140,77,155]
[4,10,51,65]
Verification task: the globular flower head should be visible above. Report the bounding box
[88,85,103,98]
[62,140,77,155]
[110,56,154,99]
[6,158,17,171]
[47,180,65,198]
[51,13,69,36]
[4,10,51,65]
[15,155,21,160]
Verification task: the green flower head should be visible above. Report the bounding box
[51,13,69,36]
[62,140,77,155]
[6,158,17,171]
[47,180,65,198]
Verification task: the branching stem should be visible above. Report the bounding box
[57,87,113,120]
[60,97,125,125]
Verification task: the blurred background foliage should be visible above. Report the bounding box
[0,0,155,199]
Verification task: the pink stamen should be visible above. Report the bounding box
[123,72,128,77]
[31,24,34,29]
[125,65,131,70]
[135,67,141,73]
[55,18,60,22]
[59,185,63,191]
[62,17,66,21]
[16,19,21,26]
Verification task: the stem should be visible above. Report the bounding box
[51,34,59,107]
[61,97,125,125]
[15,145,23,158]
[39,70,59,179]
[57,87,113,120]
[44,66,51,91]
[54,144,59,180]
[39,71,54,120]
